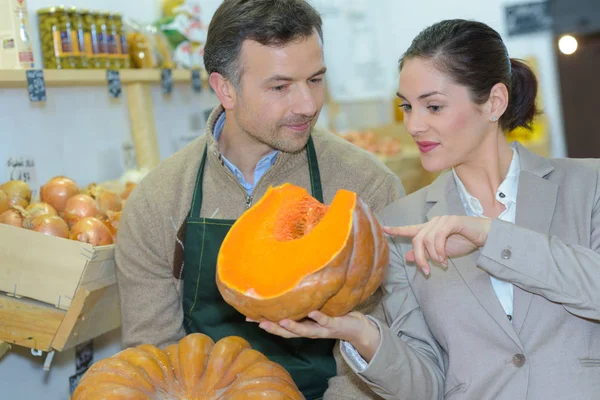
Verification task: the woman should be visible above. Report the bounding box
[258,19,600,399]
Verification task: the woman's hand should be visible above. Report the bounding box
[384,215,492,275]
[254,311,381,362]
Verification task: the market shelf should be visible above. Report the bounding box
[0,68,204,89]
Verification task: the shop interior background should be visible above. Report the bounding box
[1,0,598,398]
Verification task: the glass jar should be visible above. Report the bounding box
[92,11,110,68]
[113,13,131,69]
[106,13,122,69]
[66,7,86,68]
[83,10,101,68]
[37,6,76,69]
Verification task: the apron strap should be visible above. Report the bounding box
[189,145,208,219]
[306,135,324,203]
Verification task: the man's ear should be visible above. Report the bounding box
[209,72,237,110]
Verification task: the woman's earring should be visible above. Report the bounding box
[491,116,498,122]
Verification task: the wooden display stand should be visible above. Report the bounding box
[0,68,208,366]
[0,224,119,368]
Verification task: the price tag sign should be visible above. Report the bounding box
[161,68,173,95]
[6,156,38,197]
[106,70,122,98]
[191,69,203,93]
[26,70,46,102]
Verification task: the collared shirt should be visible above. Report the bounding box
[213,112,278,196]
[452,145,520,319]
[341,144,521,372]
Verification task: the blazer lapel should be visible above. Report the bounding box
[426,173,524,351]
[511,143,558,334]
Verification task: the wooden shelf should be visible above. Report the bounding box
[0,69,206,89]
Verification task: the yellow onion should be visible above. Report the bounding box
[1,180,31,208]
[26,202,58,219]
[0,190,8,214]
[83,183,122,216]
[0,206,27,227]
[40,176,79,213]
[63,194,99,228]
[121,182,136,200]
[70,217,114,246]
[23,214,69,238]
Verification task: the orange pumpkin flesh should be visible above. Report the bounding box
[216,183,389,321]
[72,333,303,400]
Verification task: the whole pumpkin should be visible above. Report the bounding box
[72,333,304,400]
[216,183,389,321]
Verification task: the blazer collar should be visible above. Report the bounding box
[423,141,558,348]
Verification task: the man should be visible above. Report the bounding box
[115,1,404,399]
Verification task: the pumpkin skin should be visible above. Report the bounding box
[216,183,389,321]
[72,333,304,400]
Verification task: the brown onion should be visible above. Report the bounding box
[121,182,136,200]
[1,180,31,204]
[40,176,79,213]
[70,217,114,246]
[0,206,26,227]
[7,195,29,208]
[83,183,122,216]
[0,190,9,214]
[100,210,122,239]
[23,214,69,238]
[63,194,99,227]
[26,202,58,219]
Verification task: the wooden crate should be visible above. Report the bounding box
[0,224,120,353]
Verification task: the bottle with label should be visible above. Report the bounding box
[95,12,111,69]
[0,0,35,69]
[85,11,101,68]
[67,7,86,68]
[106,13,121,69]
[37,6,76,69]
[113,13,130,69]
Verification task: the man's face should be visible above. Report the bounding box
[232,32,326,153]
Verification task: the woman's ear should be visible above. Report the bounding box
[488,82,509,122]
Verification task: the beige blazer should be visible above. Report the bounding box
[342,143,600,399]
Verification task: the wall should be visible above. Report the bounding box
[354,0,567,156]
[0,1,567,399]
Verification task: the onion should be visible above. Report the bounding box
[26,202,58,219]
[0,206,27,227]
[0,190,9,214]
[1,180,32,204]
[63,194,99,227]
[40,176,79,213]
[83,183,122,216]
[7,196,29,208]
[121,182,136,200]
[100,210,122,239]
[23,214,69,238]
[70,217,114,246]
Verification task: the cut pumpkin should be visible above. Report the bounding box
[216,183,389,321]
[72,333,303,400]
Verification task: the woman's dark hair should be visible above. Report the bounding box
[203,0,323,89]
[400,19,539,131]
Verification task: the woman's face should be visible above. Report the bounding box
[398,57,495,172]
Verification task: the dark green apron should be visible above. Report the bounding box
[182,136,335,400]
